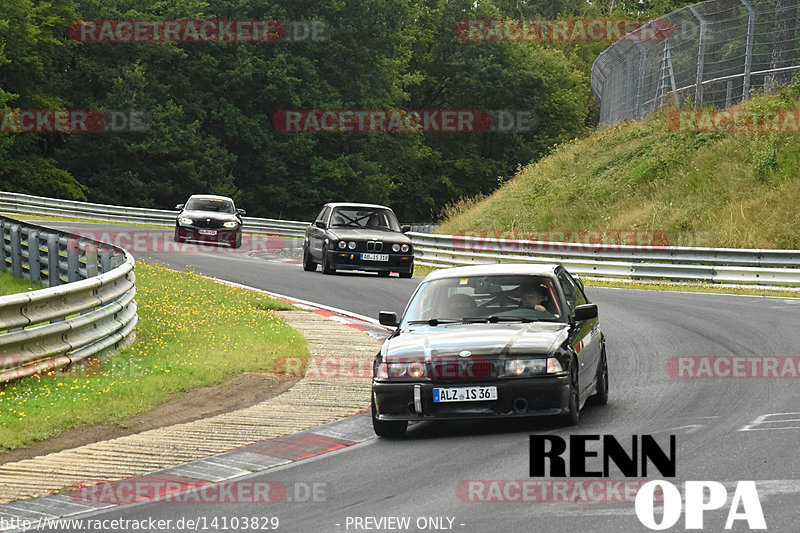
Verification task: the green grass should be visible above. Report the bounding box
[438,80,800,250]
[0,270,45,296]
[0,261,309,451]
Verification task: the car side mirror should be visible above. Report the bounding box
[175,204,184,210]
[401,225,411,233]
[379,311,398,327]
[315,220,327,229]
[237,208,246,215]
[573,303,598,322]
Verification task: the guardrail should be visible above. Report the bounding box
[4,191,800,287]
[0,191,309,238]
[0,215,138,383]
[409,232,800,286]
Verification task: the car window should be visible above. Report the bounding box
[401,275,564,326]
[557,271,586,312]
[317,206,330,223]
[330,207,401,231]
[185,198,235,214]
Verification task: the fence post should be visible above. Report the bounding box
[29,229,41,284]
[10,224,22,278]
[689,6,707,109]
[726,80,733,107]
[67,236,80,282]
[0,219,6,272]
[740,0,755,100]
[47,233,60,286]
[635,47,647,118]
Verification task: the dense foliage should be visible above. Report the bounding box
[0,0,692,220]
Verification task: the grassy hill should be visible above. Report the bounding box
[438,80,800,249]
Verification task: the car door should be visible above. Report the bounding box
[557,269,600,400]
[308,206,330,260]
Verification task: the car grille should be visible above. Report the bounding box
[194,218,224,229]
[366,241,383,252]
[431,360,493,380]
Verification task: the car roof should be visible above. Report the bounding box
[187,194,234,202]
[324,202,393,210]
[422,263,562,282]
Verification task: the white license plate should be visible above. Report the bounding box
[361,253,389,261]
[197,229,217,236]
[433,386,497,402]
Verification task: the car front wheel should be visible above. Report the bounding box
[371,394,407,438]
[174,226,184,243]
[321,246,336,275]
[302,246,317,271]
[561,362,579,426]
[230,232,242,248]
[399,266,413,278]
[589,346,609,406]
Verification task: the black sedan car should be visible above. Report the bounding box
[303,203,414,277]
[371,263,608,437]
[174,195,245,248]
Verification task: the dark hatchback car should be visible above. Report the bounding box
[174,194,245,248]
[371,263,608,437]
[303,203,414,277]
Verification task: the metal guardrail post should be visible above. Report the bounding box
[29,229,41,284]
[0,219,6,271]
[740,0,755,100]
[46,233,60,287]
[10,224,22,278]
[85,241,98,278]
[690,6,707,108]
[67,236,80,282]
[99,248,111,273]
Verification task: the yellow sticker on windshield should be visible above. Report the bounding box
[460,278,468,285]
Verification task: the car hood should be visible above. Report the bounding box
[180,210,239,222]
[328,227,410,242]
[382,322,569,360]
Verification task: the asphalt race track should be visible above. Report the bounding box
[37,223,800,532]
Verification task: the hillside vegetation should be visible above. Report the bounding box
[438,81,800,249]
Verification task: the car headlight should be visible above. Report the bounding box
[178,217,193,225]
[392,243,400,252]
[401,244,410,253]
[502,358,561,377]
[338,240,347,249]
[348,241,357,250]
[373,361,427,379]
[223,221,239,228]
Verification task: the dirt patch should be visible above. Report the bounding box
[0,372,299,466]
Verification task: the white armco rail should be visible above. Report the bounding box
[1,215,137,383]
[3,190,800,287]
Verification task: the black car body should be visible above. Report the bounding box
[174,194,245,248]
[303,203,414,277]
[371,263,607,437]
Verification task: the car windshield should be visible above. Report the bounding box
[185,198,235,214]
[400,275,564,327]
[329,207,401,231]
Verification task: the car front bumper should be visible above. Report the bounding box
[372,375,570,421]
[177,226,240,242]
[328,251,413,272]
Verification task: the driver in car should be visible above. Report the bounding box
[520,284,547,312]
